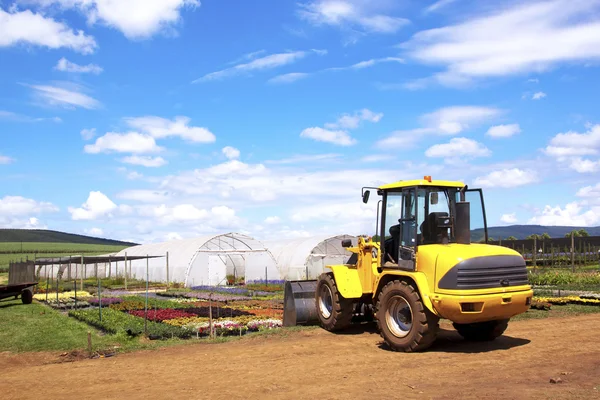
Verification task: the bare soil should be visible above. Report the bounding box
[1,315,600,400]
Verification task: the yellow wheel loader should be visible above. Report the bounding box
[283,176,533,352]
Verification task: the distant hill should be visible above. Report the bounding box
[0,229,137,246]
[472,225,600,241]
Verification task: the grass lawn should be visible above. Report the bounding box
[0,299,314,354]
[0,272,7,285]
[0,299,182,353]
[512,303,600,321]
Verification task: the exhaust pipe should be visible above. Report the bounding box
[283,280,319,326]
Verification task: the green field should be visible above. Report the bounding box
[0,242,129,271]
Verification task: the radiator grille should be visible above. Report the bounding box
[456,264,528,289]
[438,255,529,290]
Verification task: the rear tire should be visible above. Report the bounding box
[375,280,439,352]
[315,273,353,331]
[21,289,33,304]
[453,319,509,341]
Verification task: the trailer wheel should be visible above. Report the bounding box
[315,273,353,331]
[375,280,439,352]
[453,319,509,341]
[21,289,33,304]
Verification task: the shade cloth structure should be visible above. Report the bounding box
[263,234,358,280]
[115,233,277,287]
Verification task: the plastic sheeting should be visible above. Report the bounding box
[114,233,278,287]
[263,234,357,280]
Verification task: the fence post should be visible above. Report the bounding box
[532,237,537,270]
[571,232,575,273]
[124,252,128,290]
[166,251,170,289]
[45,264,49,302]
[144,255,149,334]
[97,263,102,322]
[80,255,84,291]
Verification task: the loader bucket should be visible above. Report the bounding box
[283,280,319,326]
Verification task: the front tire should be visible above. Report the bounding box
[453,319,509,341]
[21,289,33,304]
[315,273,353,331]
[375,280,439,352]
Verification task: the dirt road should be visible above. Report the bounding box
[2,315,600,400]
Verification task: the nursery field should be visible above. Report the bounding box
[1,313,600,400]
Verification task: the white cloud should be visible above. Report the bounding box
[0,110,61,123]
[122,155,168,167]
[0,7,96,53]
[117,190,171,203]
[124,116,216,143]
[68,191,118,220]
[222,146,240,160]
[264,153,341,165]
[486,124,521,138]
[0,216,48,229]
[528,202,600,226]
[55,57,103,74]
[0,195,58,216]
[26,83,100,109]
[569,158,600,173]
[423,0,458,14]
[474,168,538,188]
[24,0,200,39]
[192,50,325,83]
[264,216,281,224]
[325,108,383,129]
[301,108,382,146]
[543,125,600,172]
[532,91,547,100]
[421,106,502,134]
[85,227,104,236]
[361,154,394,162]
[500,213,518,224]
[0,154,15,164]
[400,0,600,86]
[267,72,310,84]
[126,171,143,180]
[84,132,163,154]
[375,129,425,149]
[80,128,96,140]
[577,183,600,198]
[528,78,539,83]
[269,57,403,84]
[425,137,490,158]
[297,1,409,34]
[300,127,357,146]
[375,105,501,148]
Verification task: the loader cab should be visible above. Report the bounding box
[363,176,488,270]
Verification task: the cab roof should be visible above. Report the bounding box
[378,177,465,190]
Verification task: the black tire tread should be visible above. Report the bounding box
[316,273,354,331]
[21,288,33,304]
[375,280,439,352]
[453,319,509,341]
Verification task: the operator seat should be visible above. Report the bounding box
[420,212,450,244]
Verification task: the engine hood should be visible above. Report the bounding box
[433,244,528,292]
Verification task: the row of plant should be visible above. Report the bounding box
[528,271,600,287]
[532,295,600,306]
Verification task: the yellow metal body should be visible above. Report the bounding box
[328,237,532,324]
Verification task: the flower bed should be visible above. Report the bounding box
[33,291,91,300]
[533,296,600,306]
[129,308,196,322]
[69,308,191,339]
[87,297,123,306]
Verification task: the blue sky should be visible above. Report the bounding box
[1,0,600,243]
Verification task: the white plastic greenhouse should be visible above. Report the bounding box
[114,233,278,287]
[262,234,357,280]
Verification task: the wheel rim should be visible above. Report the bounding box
[318,284,333,319]
[385,295,413,338]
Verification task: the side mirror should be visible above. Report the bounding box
[362,190,370,204]
[341,239,352,247]
[431,192,438,205]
